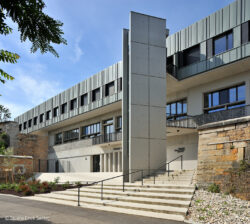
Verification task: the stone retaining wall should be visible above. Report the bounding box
[197,116,250,200]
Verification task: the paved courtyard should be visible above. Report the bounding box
[0,194,184,224]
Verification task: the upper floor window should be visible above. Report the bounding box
[28,119,32,128]
[19,124,22,131]
[53,107,59,117]
[213,31,233,55]
[241,21,250,44]
[204,84,245,113]
[64,128,79,142]
[166,99,187,120]
[92,88,100,102]
[183,45,200,66]
[116,116,122,132]
[23,122,27,130]
[118,78,122,92]
[61,103,67,114]
[46,110,51,120]
[82,123,100,139]
[33,116,38,125]
[167,55,174,74]
[80,93,88,106]
[70,98,77,110]
[40,113,44,123]
[55,133,62,145]
[105,81,115,97]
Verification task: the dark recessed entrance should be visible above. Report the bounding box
[93,155,100,172]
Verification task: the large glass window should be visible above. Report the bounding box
[183,45,200,66]
[55,133,62,145]
[64,129,79,142]
[92,88,100,102]
[116,116,122,132]
[204,84,245,113]
[82,123,100,139]
[80,93,88,106]
[105,81,115,97]
[213,31,233,55]
[166,99,187,120]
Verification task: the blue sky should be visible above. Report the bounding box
[0,0,234,119]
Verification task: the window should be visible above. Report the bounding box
[204,84,245,113]
[118,78,122,92]
[63,128,79,142]
[28,119,32,128]
[19,124,22,131]
[23,122,27,130]
[46,110,51,120]
[82,123,100,139]
[105,81,115,97]
[33,117,38,125]
[92,88,100,102]
[183,45,200,66]
[70,98,77,110]
[166,99,187,120]
[53,107,59,117]
[80,93,88,106]
[166,55,174,74]
[116,116,122,132]
[40,113,44,123]
[61,103,67,114]
[213,31,233,55]
[241,21,250,44]
[55,133,62,145]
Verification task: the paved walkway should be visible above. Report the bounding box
[0,194,184,224]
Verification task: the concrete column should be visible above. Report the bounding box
[100,154,104,172]
[109,153,113,172]
[117,151,121,172]
[104,154,107,172]
[113,152,116,172]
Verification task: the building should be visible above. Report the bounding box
[15,0,250,183]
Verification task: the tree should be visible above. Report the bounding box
[0,105,11,122]
[0,0,67,85]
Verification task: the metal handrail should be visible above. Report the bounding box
[77,169,144,206]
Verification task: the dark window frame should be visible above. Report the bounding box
[92,88,100,102]
[19,124,22,131]
[63,128,79,143]
[105,81,115,97]
[55,132,63,145]
[81,122,101,139]
[28,119,32,128]
[40,113,44,123]
[70,98,77,110]
[166,99,187,120]
[53,107,59,117]
[23,122,27,130]
[61,103,67,114]
[46,110,51,120]
[213,30,233,56]
[182,44,200,67]
[33,116,38,126]
[80,93,88,106]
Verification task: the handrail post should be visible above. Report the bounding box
[141,170,143,186]
[78,186,80,206]
[101,181,103,200]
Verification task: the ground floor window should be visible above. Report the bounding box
[166,99,187,120]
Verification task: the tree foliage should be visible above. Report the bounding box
[0,105,11,122]
[0,0,67,84]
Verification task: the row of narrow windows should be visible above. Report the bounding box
[167,83,246,120]
[167,20,250,70]
[19,78,122,131]
[55,116,122,145]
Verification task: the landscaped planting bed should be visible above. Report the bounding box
[0,178,78,197]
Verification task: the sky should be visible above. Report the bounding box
[0,0,234,119]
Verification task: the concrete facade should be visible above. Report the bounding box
[14,0,250,183]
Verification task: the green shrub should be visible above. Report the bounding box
[207,183,220,193]
[0,184,8,190]
[62,181,70,189]
[30,185,39,194]
[54,177,60,184]
[14,185,22,193]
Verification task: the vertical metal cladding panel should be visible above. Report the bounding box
[118,61,123,78]
[52,94,60,124]
[242,42,250,57]
[198,19,206,43]
[191,23,197,46]
[170,34,175,56]
[180,29,186,51]
[32,106,39,131]
[188,26,192,48]
[166,37,171,56]
[223,5,230,32]
[79,80,88,114]
[60,89,69,121]
[38,102,46,129]
[209,12,216,38]
[27,109,33,133]
[215,9,223,36]
[200,41,207,61]
[234,26,241,48]
[175,33,179,53]
[237,0,242,25]
[242,0,250,23]
[223,51,230,64]
[230,1,237,28]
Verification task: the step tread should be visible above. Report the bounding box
[67,188,193,199]
[34,193,188,213]
[24,196,184,221]
[52,191,191,206]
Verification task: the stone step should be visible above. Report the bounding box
[100,183,194,189]
[25,196,185,221]
[85,185,194,195]
[31,193,188,216]
[68,188,193,201]
[54,190,190,208]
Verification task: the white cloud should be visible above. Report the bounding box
[71,35,83,63]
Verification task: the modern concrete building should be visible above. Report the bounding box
[15,0,250,182]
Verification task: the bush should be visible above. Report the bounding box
[207,183,220,193]
[54,177,60,184]
[30,185,39,194]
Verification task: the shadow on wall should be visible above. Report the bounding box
[0,218,52,224]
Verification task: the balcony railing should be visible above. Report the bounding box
[92,132,122,145]
[166,105,250,129]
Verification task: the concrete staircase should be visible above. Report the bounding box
[25,170,196,221]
